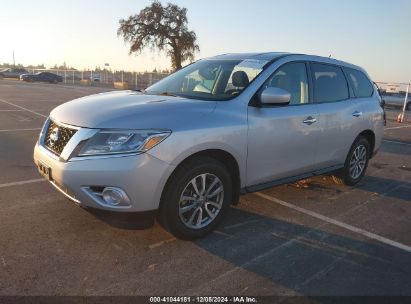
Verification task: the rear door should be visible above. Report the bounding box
[344,66,384,152]
[310,63,364,169]
[247,61,320,187]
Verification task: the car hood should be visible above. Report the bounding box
[50,90,217,129]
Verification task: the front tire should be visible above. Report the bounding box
[158,157,232,240]
[333,136,370,186]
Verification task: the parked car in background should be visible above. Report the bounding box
[34,52,384,239]
[0,68,29,79]
[91,73,116,83]
[20,72,63,84]
[91,73,101,82]
[381,92,411,110]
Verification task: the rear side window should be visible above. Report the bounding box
[344,67,373,98]
[311,63,349,103]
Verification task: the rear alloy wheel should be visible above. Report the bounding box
[332,136,370,186]
[349,144,368,180]
[159,157,232,239]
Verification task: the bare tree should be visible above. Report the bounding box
[118,1,200,70]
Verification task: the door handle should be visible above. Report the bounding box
[352,111,363,117]
[303,116,317,125]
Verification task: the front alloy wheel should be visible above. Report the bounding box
[159,156,232,239]
[179,173,224,229]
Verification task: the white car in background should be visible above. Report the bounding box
[0,68,29,79]
[381,92,411,110]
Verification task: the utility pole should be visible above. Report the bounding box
[397,83,410,123]
[13,50,15,67]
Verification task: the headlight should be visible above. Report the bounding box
[77,130,171,156]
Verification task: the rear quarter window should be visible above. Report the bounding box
[344,67,373,98]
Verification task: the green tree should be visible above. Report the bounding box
[27,64,46,69]
[118,1,199,70]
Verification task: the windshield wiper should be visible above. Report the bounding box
[157,92,179,97]
[132,89,146,94]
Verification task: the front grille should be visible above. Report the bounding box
[44,120,77,156]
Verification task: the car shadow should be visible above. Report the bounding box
[194,207,411,297]
[379,140,411,156]
[84,207,156,230]
[357,175,411,201]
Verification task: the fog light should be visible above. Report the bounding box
[102,187,130,206]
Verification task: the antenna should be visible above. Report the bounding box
[13,50,15,66]
[329,54,332,58]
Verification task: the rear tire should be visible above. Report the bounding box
[406,102,410,111]
[332,136,370,186]
[158,156,232,240]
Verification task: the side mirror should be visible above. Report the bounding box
[259,87,291,105]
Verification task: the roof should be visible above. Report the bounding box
[207,52,365,73]
[209,52,291,61]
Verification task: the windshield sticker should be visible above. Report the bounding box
[237,59,269,69]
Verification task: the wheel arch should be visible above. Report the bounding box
[160,149,241,208]
[358,129,375,158]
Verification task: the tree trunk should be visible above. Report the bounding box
[172,48,182,71]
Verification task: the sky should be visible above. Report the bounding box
[0,0,410,82]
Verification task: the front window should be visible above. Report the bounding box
[145,59,266,100]
[261,62,309,105]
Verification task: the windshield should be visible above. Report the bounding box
[145,59,267,100]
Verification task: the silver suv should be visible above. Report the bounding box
[34,53,385,239]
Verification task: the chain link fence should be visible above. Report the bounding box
[29,68,169,90]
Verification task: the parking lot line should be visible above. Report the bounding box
[385,125,411,130]
[0,109,25,112]
[0,178,45,189]
[0,128,41,133]
[0,98,47,118]
[383,140,411,146]
[254,192,411,253]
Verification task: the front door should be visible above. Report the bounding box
[246,62,320,187]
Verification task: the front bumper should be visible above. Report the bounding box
[33,142,175,212]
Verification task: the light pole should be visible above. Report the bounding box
[105,63,110,84]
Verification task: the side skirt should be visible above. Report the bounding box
[241,164,344,194]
